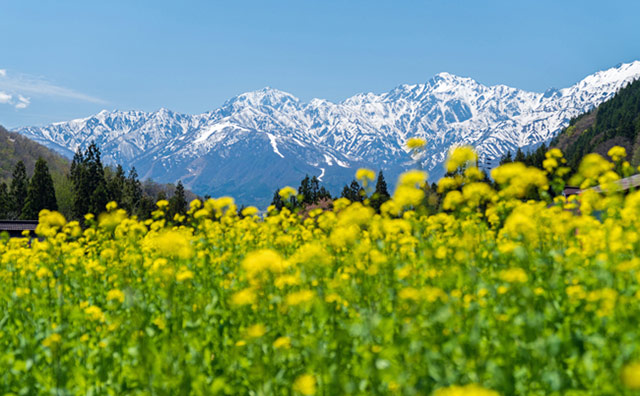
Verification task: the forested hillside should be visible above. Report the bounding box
[0,125,70,182]
[0,124,198,220]
[551,78,640,169]
[503,78,640,171]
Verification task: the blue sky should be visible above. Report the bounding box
[1,0,639,128]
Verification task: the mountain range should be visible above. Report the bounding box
[16,61,640,206]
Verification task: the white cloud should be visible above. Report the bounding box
[0,69,105,108]
[0,91,30,109]
[0,91,11,104]
[15,95,30,109]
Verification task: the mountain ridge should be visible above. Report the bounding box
[16,61,640,206]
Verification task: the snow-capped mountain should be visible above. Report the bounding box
[16,61,640,206]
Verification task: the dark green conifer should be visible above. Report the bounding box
[9,161,28,219]
[169,181,188,219]
[371,170,390,211]
[22,158,58,219]
[85,142,108,215]
[317,186,331,201]
[297,175,311,205]
[341,179,364,202]
[107,164,126,206]
[500,151,513,165]
[0,182,8,218]
[270,189,284,211]
[71,142,108,218]
[70,147,88,219]
[123,167,143,214]
[136,195,156,220]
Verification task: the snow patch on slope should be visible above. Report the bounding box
[267,133,285,158]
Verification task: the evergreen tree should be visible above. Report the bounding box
[90,182,109,215]
[85,142,108,215]
[169,181,188,219]
[309,176,320,202]
[22,158,58,219]
[514,148,526,163]
[270,189,285,211]
[297,175,323,206]
[0,182,8,218]
[500,151,513,165]
[341,179,364,202]
[54,175,75,220]
[71,142,108,218]
[298,175,313,205]
[123,167,143,214]
[136,195,156,220]
[70,148,87,219]
[531,143,547,168]
[317,186,331,201]
[371,170,390,211]
[107,164,126,205]
[9,161,28,219]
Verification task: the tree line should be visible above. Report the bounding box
[0,142,189,221]
[270,170,442,214]
[499,143,549,170]
[0,159,57,220]
[2,141,447,221]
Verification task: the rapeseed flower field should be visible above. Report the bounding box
[3,146,640,395]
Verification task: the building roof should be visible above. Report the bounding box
[589,174,640,193]
[0,220,38,232]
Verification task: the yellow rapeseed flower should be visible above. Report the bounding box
[98,209,128,231]
[499,268,528,283]
[273,336,291,349]
[153,316,166,330]
[398,170,428,188]
[442,191,463,211]
[293,374,316,395]
[42,333,62,348]
[106,289,125,304]
[406,137,426,150]
[242,249,286,277]
[241,206,259,217]
[437,177,459,193]
[84,305,105,322]
[285,290,315,306]
[433,383,500,396]
[622,362,640,389]
[189,199,202,210]
[398,287,421,301]
[445,146,477,173]
[231,288,257,306]
[279,186,297,200]
[176,267,195,282]
[355,168,376,184]
[147,230,194,260]
[608,146,627,162]
[246,323,267,338]
[36,210,67,237]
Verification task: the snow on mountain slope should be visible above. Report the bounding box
[16,61,640,206]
